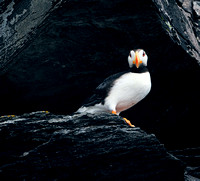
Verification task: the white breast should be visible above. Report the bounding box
[104,72,151,113]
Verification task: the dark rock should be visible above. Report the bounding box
[193,1,200,18]
[185,166,200,181]
[0,112,185,180]
[177,0,193,14]
[153,0,200,63]
[170,148,200,180]
[170,147,200,167]
[0,0,62,73]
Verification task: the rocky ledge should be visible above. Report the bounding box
[0,111,185,180]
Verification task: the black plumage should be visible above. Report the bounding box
[81,71,128,107]
[82,65,148,107]
[81,65,149,108]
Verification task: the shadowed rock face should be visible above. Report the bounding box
[153,0,200,63]
[0,0,62,72]
[0,112,185,180]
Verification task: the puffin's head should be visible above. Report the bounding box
[128,49,148,68]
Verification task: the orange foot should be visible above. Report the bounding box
[112,110,117,115]
[123,117,135,127]
[111,110,135,127]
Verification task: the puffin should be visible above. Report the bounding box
[77,49,151,127]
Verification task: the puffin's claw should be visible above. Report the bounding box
[112,110,117,115]
[111,110,135,127]
[123,117,135,127]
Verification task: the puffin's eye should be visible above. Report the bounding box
[143,51,146,57]
[129,52,132,57]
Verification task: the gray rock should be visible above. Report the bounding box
[0,111,185,180]
[153,0,200,63]
[177,0,193,14]
[0,0,62,73]
[193,1,200,18]
[170,148,200,180]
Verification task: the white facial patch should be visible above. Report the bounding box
[128,50,135,68]
[138,50,148,66]
[128,49,148,68]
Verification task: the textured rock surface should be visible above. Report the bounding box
[0,0,62,72]
[153,0,200,63]
[170,147,200,180]
[0,112,185,180]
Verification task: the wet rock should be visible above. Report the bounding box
[0,112,185,180]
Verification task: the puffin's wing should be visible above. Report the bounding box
[81,71,128,107]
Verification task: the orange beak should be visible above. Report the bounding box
[135,51,139,68]
[133,51,142,68]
